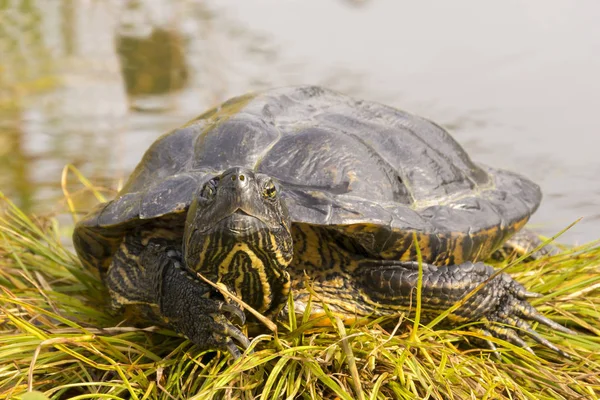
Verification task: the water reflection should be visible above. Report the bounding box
[0,122,33,211]
[0,0,334,214]
[117,0,188,103]
[0,0,57,213]
[0,0,598,244]
[117,28,188,98]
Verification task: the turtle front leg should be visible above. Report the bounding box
[154,246,250,357]
[106,240,250,357]
[357,260,574,357]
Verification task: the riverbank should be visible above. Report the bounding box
[1,193,599,399]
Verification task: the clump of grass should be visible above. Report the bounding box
[1,192,599,400]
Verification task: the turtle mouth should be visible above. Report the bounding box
[214,209,268,236]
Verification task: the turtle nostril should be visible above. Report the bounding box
[230,174,246,182]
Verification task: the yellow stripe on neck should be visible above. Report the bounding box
[218,242,272,313]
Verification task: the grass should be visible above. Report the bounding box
[1,191,599,400]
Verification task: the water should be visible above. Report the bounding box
[0,0,598,244]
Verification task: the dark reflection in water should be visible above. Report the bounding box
[0,0,598,244]
[117,28,188,97]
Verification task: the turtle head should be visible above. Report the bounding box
[183,167,292,314]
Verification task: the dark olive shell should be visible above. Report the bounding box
[73,86,540,271]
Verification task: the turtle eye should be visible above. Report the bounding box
[200,178,218,200]
[263,180,277,199]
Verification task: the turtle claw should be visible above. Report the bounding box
[215,303,251,358]
[211,313,251,358]
[220,303,246,326]
[485,323,534,355]
[214,313,250,348]
[522,290,543,299]
[224,325,252,358]
[226,340,243,359]
[517,301,576,335]
[486,317,573,359]
[472,328,502,360]
[508,313,574,359]
[522,323,572,359]
[484,278,575,359]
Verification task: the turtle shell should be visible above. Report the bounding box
[73,86,541,272]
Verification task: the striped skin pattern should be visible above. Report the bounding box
[99,210,571,358]
[104,222,502,325]
[184,228,292,316]
[104,226,183,314]
[290,223,527,323]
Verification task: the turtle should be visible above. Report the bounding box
[73,85,573,359]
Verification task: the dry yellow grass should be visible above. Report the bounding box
[1,192,599,399]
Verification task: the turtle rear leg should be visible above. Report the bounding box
[357,259,574,357]
[491,228,560,261]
